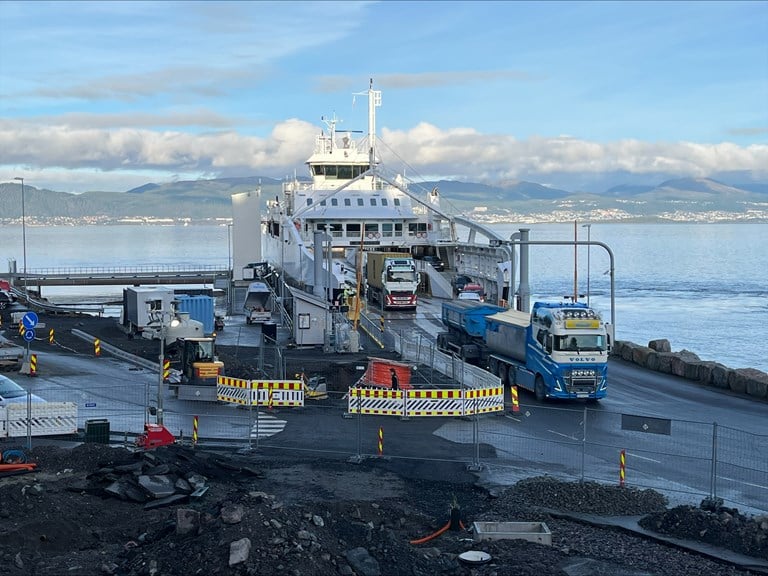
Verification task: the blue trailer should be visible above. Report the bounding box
[438,301,609,401]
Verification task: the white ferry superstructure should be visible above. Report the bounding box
[261,80,519,308]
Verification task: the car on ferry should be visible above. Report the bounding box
[421,255,445,272]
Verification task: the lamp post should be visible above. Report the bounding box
[13,177,27,293]
[582,224,592,307]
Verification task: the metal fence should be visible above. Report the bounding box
[6,378,767,514]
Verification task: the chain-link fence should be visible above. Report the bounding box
[6,378,766,514]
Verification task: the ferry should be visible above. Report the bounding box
[259,80,525,346]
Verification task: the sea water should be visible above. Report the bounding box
[1,222,766,372]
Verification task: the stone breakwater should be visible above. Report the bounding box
[612,339,768,401]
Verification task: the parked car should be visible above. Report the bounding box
[0,289,16,310]
[0,374,46,406]
[421,255,445,272]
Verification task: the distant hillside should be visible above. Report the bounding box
[1,175,766,223]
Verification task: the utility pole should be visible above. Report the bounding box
[582,224,592,306]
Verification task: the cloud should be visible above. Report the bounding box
[2,118,766,192]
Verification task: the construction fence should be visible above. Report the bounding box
[4,377,766,514]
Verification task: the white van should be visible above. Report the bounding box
[457,291,482,302]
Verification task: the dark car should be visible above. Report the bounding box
[0,290,16,310]
[453,275,473,292]
[422,255,445,272]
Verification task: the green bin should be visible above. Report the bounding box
[84,419,110,444]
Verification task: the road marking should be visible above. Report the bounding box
[625,452,661,463]
[717,476,768,490]
[504,414,521,423]
[251,412,287,438]
[547,430,579,441]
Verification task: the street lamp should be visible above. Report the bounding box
[582,224,592,306]
[13,177,27,293]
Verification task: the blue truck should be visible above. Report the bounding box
[437,300,610,401]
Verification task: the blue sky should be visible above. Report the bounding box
[0,0,766,193]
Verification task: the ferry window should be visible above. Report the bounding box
[370,199,376,206]
[320,199,326,206]
[381,199,388,206]
[313,165,325,176]
[346,223,361,236]
[408,223,417,235]
[357,198,364,206]
[382,223,393,237]
[330,223,343,237]
[394,223,403,237]
[331,198,338,206]
[365,223,378,237]
[394,198,401,206]
[306,198,313,206]
[325,165,337,178]
[344,198,351,206]
[338,165,353,179]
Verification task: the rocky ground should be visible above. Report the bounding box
[1,311,767,576]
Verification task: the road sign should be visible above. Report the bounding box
[23,329,35,342]
[22,311,39,330]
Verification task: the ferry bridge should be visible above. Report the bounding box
[3,266,230,315]
[6,265,230,289]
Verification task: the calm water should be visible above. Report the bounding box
[1,222,766,372]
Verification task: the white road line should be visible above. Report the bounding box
[626,452,661,463]
[717,476,768,490]
[547,429,579,441]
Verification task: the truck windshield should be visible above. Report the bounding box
[386,270,416,282]
[558,335,605,352]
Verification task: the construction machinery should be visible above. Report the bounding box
[171,337,224,402]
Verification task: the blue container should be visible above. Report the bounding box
[175,295,215,335]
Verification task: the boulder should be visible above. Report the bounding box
[729,368,768,398]
[648,339,671,353]
[670,350,701,378]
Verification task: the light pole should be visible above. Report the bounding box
[582,224,592,306]
[13,177,27,293]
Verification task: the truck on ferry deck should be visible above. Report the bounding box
[437,300,610,401]
[365,252,420,310]
[243,281,272,325]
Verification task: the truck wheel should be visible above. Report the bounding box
[534,376,546,402]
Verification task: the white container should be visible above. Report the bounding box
[472,521,552,545]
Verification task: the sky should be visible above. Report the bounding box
[0,0,766,194]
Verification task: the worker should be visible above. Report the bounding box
[390,368,399,391]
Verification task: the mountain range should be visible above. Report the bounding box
[1,174,766,223]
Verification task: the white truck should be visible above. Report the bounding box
[244,281,272,324]
[365,252,420,310]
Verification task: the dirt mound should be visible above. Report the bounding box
[0,443,764,576]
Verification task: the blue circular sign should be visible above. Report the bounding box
[22,311,39,330]
[23,329,35,342]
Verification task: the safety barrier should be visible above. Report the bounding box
[347,386,504,417]
[217,376,304,407]
[0,402,78,438]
